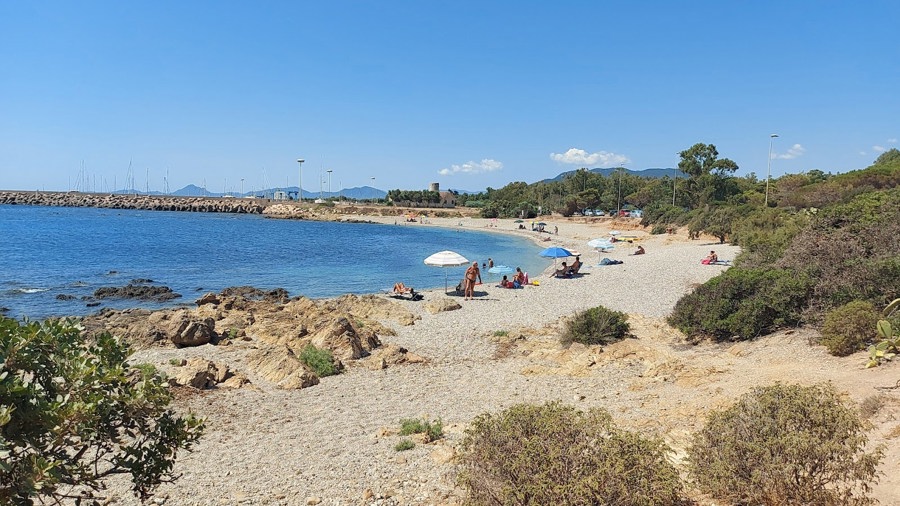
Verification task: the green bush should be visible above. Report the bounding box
[0,317,204,503]
[668,268,811,341]
[820,301,878,356]
[299,344,338,377]
[561,305,630,346]
[688,383,882,506]
[457,402,684,505]
[394,439,415,452]
[399,417,443,442]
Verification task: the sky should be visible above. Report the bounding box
[2,1,898,194]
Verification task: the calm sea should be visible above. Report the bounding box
[0,205,550,320]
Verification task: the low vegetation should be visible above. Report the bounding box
[456,402,684,505]
[867,298,900,367]
[299,344,339,377]
[688,383,882,506]
[0,317,204,504]
[394,439,415,452]
[398,417,443,442]
[561,305,630,346]
[821,301,878,356]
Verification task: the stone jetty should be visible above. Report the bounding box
[0,191,270,214]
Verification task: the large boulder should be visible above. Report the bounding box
[308,316,380,361]
[156,310,218,347]
[246,345,320,390]
[171,357,234,389]
[424,298,462,314]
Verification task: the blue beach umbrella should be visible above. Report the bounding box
[539,246,572,271]
[539,246,572,258]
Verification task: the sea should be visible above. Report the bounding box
[0,205,550,321]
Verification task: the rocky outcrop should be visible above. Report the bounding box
[83,286,426,391]
[93,283,181,302]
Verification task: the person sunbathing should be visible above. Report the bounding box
[701,251,718,265]
[633,245,646,255]
[514,267,526,286]
[393,282,414,294]
[566,256,582,275]
[552,262,569,277]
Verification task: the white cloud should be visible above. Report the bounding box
[438,159,503,176]
[873,145,887,153]
[549,148,630,167]
[775,144,806,160]
[888,138,898,144]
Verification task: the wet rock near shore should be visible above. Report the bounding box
[93,284,181,302]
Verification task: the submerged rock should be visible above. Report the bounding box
[93,284,181,302]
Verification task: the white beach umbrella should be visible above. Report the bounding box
[587,238,615,251]
[424,250,470,293]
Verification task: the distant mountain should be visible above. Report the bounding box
[541,167,685,183]
[171,184,215,197]
[159,185,387,200]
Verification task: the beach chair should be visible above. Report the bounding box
[387,283,423,301]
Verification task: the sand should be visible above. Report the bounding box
[109,215,899,506]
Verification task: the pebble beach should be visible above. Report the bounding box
[107,215,899,506]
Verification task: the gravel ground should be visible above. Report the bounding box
[101,218,899,506]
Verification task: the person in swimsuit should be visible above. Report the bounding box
[464,261,482,300]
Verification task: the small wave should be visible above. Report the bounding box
[12,288,49,294]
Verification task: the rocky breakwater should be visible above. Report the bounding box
[81,286,425,391]
[0,191,268,214]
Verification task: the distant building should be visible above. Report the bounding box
[273,191,288,201]
[438,191,457,206]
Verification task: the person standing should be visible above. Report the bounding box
[464,261,482,301]
[488,257,494,269]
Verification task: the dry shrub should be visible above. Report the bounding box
[561,306,630,346]
[688,383,883,506]
[820,301,878,356]
[457,402,684,506]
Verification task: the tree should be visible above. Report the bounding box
[874,147,900,166]
[677,143,740,208]
[0,318,204,504]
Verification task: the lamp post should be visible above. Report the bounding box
[672,167,677,206]
[296,158,305,202]
[326,169,333,197]
[616,168,623,216]
[765,134,778,207]
[240,178,244,197]
[371,177,376,203]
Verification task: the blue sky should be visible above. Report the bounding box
[2,1,898,194]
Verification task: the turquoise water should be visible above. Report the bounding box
[0,205,549,320]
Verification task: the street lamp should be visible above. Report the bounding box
[240,178,244,196]
[371,177,376,202]
[672,166,677,206]
[296,158,305,202]
[326,169,333,196]
[765,134,778,206]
